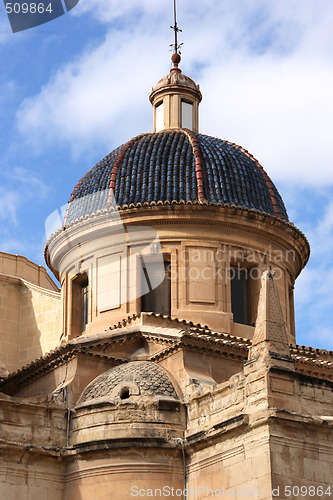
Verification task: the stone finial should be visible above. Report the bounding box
[171,52,181,73]
[251,270,291,358]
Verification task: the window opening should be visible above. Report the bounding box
[82,283,89,332]
[156,101,164,132]
[71,272,89,336]
[120,388,130,400]
[141,260,171,316]
[231,267,250,325]
[181,100,193,129]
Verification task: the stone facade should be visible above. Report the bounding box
[1,60,332,500]
[1,282,333,499]
[46,203,308,344]
[0,251,61,373]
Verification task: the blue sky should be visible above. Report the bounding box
[0,0,333,349]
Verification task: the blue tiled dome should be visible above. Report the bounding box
[65,130,288,224]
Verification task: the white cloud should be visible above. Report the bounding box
[200,56,333,186]
[0,188,19,225]
[318,202,333,235]
[11,167,50,199]
[0,167,50,225]
[0,81,16,116]
[16,0,333,185]
[294,199,333,349]
[2,0,333,348]
[16,28,167,155]
[72,0,166,22]
[0,18,13,44]
[0,238,25,254]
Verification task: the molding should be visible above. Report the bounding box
[45,202,310,279]
[3,310,333,393]
[66,461,183,482]
[188,444,244,473]
[0,273,60,299]
[185,414,249,451]
[0,465,64,483]
[187,434,271,474]
[270,434,333,456]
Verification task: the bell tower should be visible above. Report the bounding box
[149,55,202,133]
[149,0,202,132]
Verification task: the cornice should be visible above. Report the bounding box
[0,273,60,297]
[0,345,125,394]
[45,202,310,278]
[2,311,332,394]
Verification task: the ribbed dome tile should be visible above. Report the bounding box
[79,361,178,403]
[65,130,288,224]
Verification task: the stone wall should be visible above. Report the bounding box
[64,450,184,500]
[0,251,59,291]
[0,280,20,372]
[270,418,333,498]
[0,393,66,500]
[0,252,61,373]
[187,425,272,500]
[19,281,61,367]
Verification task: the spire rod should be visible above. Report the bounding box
[170,0,182,55]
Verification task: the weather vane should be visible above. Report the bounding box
[170,0,183,54]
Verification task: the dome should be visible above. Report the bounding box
[79,361,178,404]
[152,71,199,93]
[65,130,288,225]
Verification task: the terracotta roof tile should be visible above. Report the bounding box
[64,130,288,224]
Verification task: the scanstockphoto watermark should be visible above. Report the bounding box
[4,0,80,33]
[165,260,288,284]
[165,245,296,283]
[168,246,296,266]
[130,485,264,497]
[130,485,333,498]
[168,262,283,282]
[45,188,292,313]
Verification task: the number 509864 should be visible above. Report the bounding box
[5,3,53,14]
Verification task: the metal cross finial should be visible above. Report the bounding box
[170,0,183,54]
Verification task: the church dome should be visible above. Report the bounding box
[45,51,310,345]
[65,130,288,225]
[78,361,178,404]
[152,71,199,92]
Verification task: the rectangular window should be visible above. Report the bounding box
[141,260,171,315]
[156,101,164,132]
[181,100,193,129]
[71,272,89,337]
[82,284,89,331]
[231,268,250,325]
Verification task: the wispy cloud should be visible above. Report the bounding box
[0,188,20,224]
[0,81,17,117]
[16,27,164,155]
[3,0,333,348]
[72,0,166,23]
[0,167,50,225]
[293,196,333,349]
[0,18,13,44]
[11,167,50,199]
[0,238,25,254]
[317,202,333,236]
[16,0,333,186]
